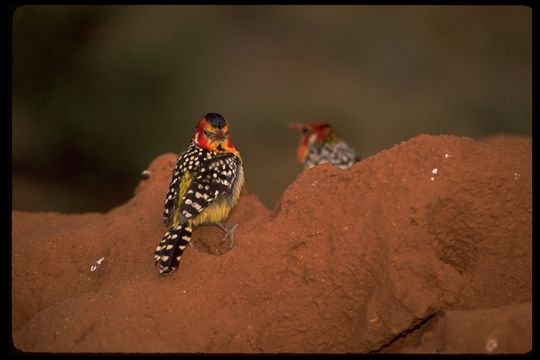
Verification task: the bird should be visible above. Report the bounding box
[154,112,245,276]
[288,121,360,170]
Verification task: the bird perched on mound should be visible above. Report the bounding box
[154,113,245,276]
[289,121,360,170]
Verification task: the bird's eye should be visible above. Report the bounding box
[301,127,309,134]
[203,129,213,137]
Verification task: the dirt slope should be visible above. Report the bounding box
[12,134,531,353]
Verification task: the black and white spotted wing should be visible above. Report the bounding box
[163,143,208,226]
[177,154,241,222]
[305,142,359,170]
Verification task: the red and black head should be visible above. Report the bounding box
[193,113,239,155]
[288,121,336,162]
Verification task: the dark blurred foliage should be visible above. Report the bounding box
[12,5,531,213]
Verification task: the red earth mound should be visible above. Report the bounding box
[12,134,531,353]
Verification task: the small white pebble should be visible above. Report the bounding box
[311,180,318,187]
[485,338,498,352]
[514,173,520,180]
[444,153,451,159]
[141,170,151,179]
[430,177,435,181]
[90,257,105,272]
[432,168,438,175]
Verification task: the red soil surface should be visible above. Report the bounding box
[12,134,531,353]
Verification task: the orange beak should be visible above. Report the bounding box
[288,122,304,133]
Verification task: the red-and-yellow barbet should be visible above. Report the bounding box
[154,113,245,275]
[289,121,360,170]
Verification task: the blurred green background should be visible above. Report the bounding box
[12,5,531,213]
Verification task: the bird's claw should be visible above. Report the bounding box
[217,223,238,249]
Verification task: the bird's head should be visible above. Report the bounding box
[288,121,335,163]
[193,113,239,155]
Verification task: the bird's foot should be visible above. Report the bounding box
[216,223,238,249]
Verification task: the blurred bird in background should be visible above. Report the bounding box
[289,122,360,170]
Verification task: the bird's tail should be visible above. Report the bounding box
[154,223,193,275]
